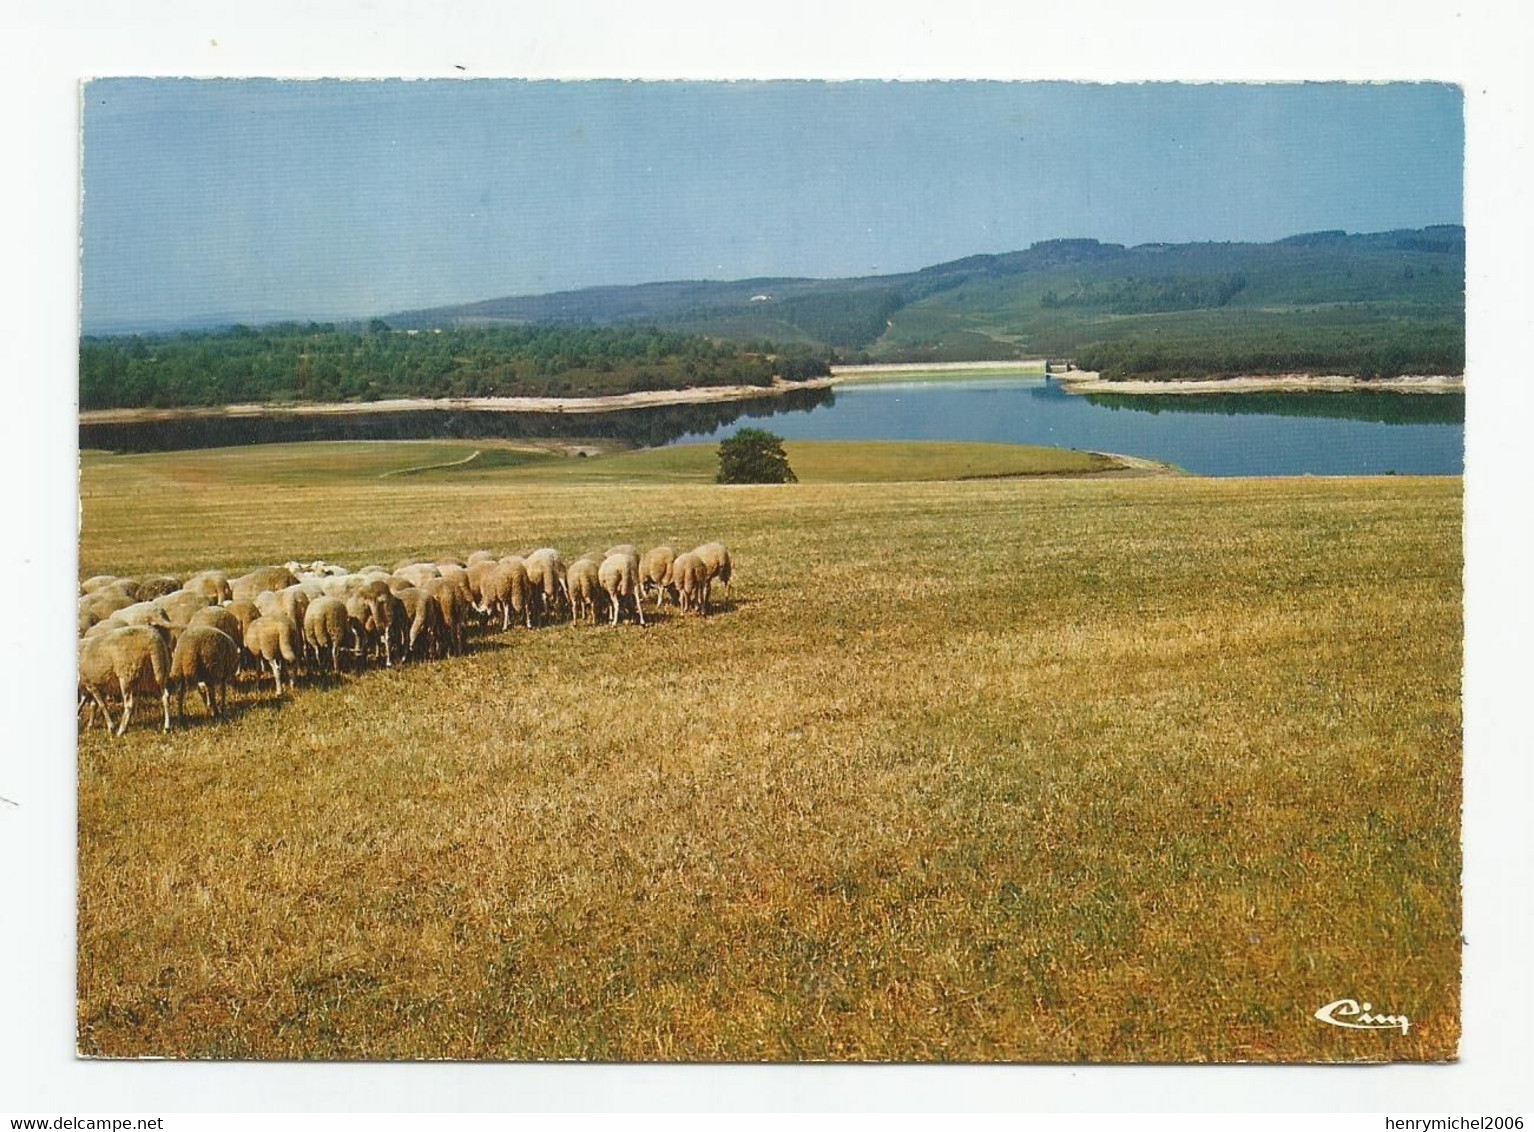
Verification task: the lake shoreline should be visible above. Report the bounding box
[77,375,839,425]
[1055,371,1465,396]
[77,364,1466,425]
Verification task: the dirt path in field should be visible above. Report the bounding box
[379,449,482,477]
[1056,372,1464,395]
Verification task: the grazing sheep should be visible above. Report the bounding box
[183,570,233,604]
[135,574,183,601]
[229,565,300,603]
[244,614,301,696]
[421,576,467,656]
[277,584,313,629]
[606,543,639,559]
[397,585,445,660]
[116,600,173,628]
[598,551,646,627]
[437,555,467,569]
[188,604,242,644]
[80,586,135,627]
[466,549,496,566]
[395,562,440,589]
[367,588,406,666]
[80,575,125,596]
[523,548,569,624]
[639,546,678,609]
[80,625,173,736]
[303,595,351,677]
[253,590,284,619]
[672,551,710,616]
[169,625,240,721]
[83,614,129,641]
[77,636,121,731]
[566,557,604,624]
[158,588,214,633]
[437,564,476,620]
[693,542,733,604]
[475,559,533,631]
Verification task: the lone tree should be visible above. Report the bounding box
[716,428,798,484]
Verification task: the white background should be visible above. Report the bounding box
[1,0,1529,1114]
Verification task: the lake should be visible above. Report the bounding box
[670,377,1465,477]
[79,377,1464,478]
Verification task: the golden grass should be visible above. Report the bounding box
[77,445,1461,1062]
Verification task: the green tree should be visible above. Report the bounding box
[717,428,797,484]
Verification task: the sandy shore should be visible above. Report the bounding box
[78,376,839,425]
[1056,372,1464,395]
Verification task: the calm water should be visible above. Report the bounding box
[670,378,1465,477]
[81,378,1464,477]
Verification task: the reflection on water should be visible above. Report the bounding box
[1080,387,1464,425]
[78,386,836,453]
[79,377,1465,477]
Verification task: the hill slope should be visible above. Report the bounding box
[387,227,1464,379]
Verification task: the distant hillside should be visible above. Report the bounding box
[388,226,1464,379]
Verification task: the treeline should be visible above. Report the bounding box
[1075,325,1465,382]
[79,324,832,410]
[1040,274,1248,314]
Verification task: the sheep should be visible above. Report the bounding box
[303,595,351,677]
[421,576,467,656]
[79,586,135,627]
[394,562,440,590]
[188,604,242,644]
[183,570,233,604]
[116,600,174,628]
[365,588,406,666]
[693,541,733,604]
[639,546,678,609]
[169,625,240,721]
[397,585,445,660]
[77,636,121,731]
[606,543,639,559]
[437,555,467,569]
[566,557,604,624]
[229,565,300,603]
[598,551,646,627]
[158,588,214,632]
[243,614,301,696]
[475,558,534,631]
[253,590,284,619]
[80,574,125,596]
[465,549,497,566]
[79,624,173,736]
[671,551,710,616]
[83,614,129,641]
[277,583,312,629]
[135,574,183,600]
[523,548,569,624]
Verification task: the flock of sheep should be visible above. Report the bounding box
[76,541,733,737]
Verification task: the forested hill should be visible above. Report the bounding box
[388,226,1465,380]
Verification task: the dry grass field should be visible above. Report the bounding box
[77,440,1461,1062]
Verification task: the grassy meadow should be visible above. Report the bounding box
[77,440,1461,1062]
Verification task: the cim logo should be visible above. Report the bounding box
[1314,997,1411,1035]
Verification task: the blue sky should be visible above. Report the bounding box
[81,80,1463,331]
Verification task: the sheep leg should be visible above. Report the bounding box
[198,680,214,717]
[87,689,115,733]
[116,692,134,737]
[160,688,171,732]
[270,659,283,696]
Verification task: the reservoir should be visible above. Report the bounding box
[80,376,1464,478]
[669,377,1465,477]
